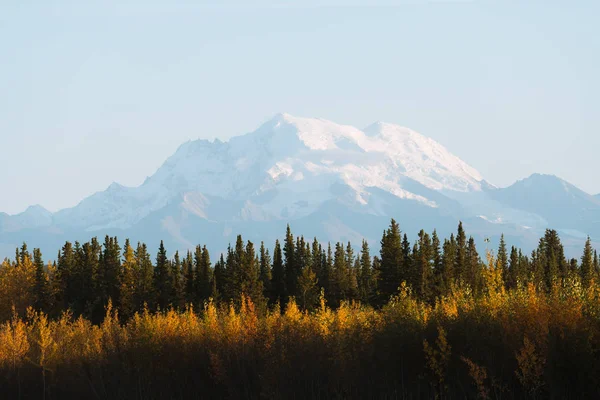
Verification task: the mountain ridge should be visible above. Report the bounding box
[0,114,596,258]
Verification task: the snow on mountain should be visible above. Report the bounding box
[0,205,53,232]
[486,173,600,237]
[3,113,596,259]
[50,113,486,231]
[15,205,53,227]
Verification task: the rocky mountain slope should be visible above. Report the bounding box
[0,114,595,258]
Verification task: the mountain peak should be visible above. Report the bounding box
[517,173,572,189]
[8,204,53,228]
[526,173,562,181]
[17,114,486,234]
[24,204,52,214]
[7,204,52,217]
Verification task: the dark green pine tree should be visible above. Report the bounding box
[33,248,51,313]
[170,251,183,309]
[541,229,568,288]
[295,236,308,282]
[508,246,522,289]
[377,219,403,306]
[519,250,530,285]
[581,236,595,287]
[414,230,433,302]
[99,236,122,310]
[182,251,195,304]
[498,234,509,286]
[222,242,241,302]
[213,254,226,302]
[371,256,381,303]
[283,225,297,299]
[455,222,467,284]
[240,240,264,308]
[323,243,334,304]
[83,239,102,320]
[154,240,172,310]
[120,239,138,320]
[135,242,154,310]
[71,241,86,316]
[56,241,75,311]
[529,248,545,289]
[349,258,360,301]
[19,242,30,266]
[401,233,412,283]
[431,230,443,298]
[331,242,348,307]
[259,242,272,300]
[358,240,374,305]
[270,240,285,306]
[346,242,359,301]
[193,245,203,302]
[441,235,456,295]
[466,237,481,293]
[196,245,212,305]
[594,250,600,279]
[311,238,323,287]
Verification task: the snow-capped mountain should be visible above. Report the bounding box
[52,113,486,230]
[0,114,596,258]
[486,174,600,238]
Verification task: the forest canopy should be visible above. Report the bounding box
[0,220,599,398]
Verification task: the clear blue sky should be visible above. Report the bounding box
[1,1,598,214]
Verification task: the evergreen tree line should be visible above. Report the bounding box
[2,219,599,323]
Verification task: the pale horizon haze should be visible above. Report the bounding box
[1,1,599,214]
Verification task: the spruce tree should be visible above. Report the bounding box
[56,241,75,311]
[358,240,373,304]
[213,254,226,302]
[331,242,348,307]
[284,225,297,298]
[19,242,30,266]
[455,222,467,283]
[466,237,481,293]
[345,242,357,300]
[240,240,264,308]
[311,238,323,286]
[441,235,456,295]
[581,236,595,287]
[270,240,285,305]
[182,251,195,304]
[508,246,521,289]
[415,230,433,302]
[378,219,403,305]
[259,242,272,300]
[431,230,443,297]
[541,229,568,288]
[170,251,183,308]
[135,242,154,310]
[401,233,412,283]
[196,246,212,304]
[82,239,102,320]
[120,239,137,319]
[323,243,334,305]
[154,240,172,310]
[99,236,122,310]
[33,248,51,313]
[498,234,508,286]
[193,245,203,302]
